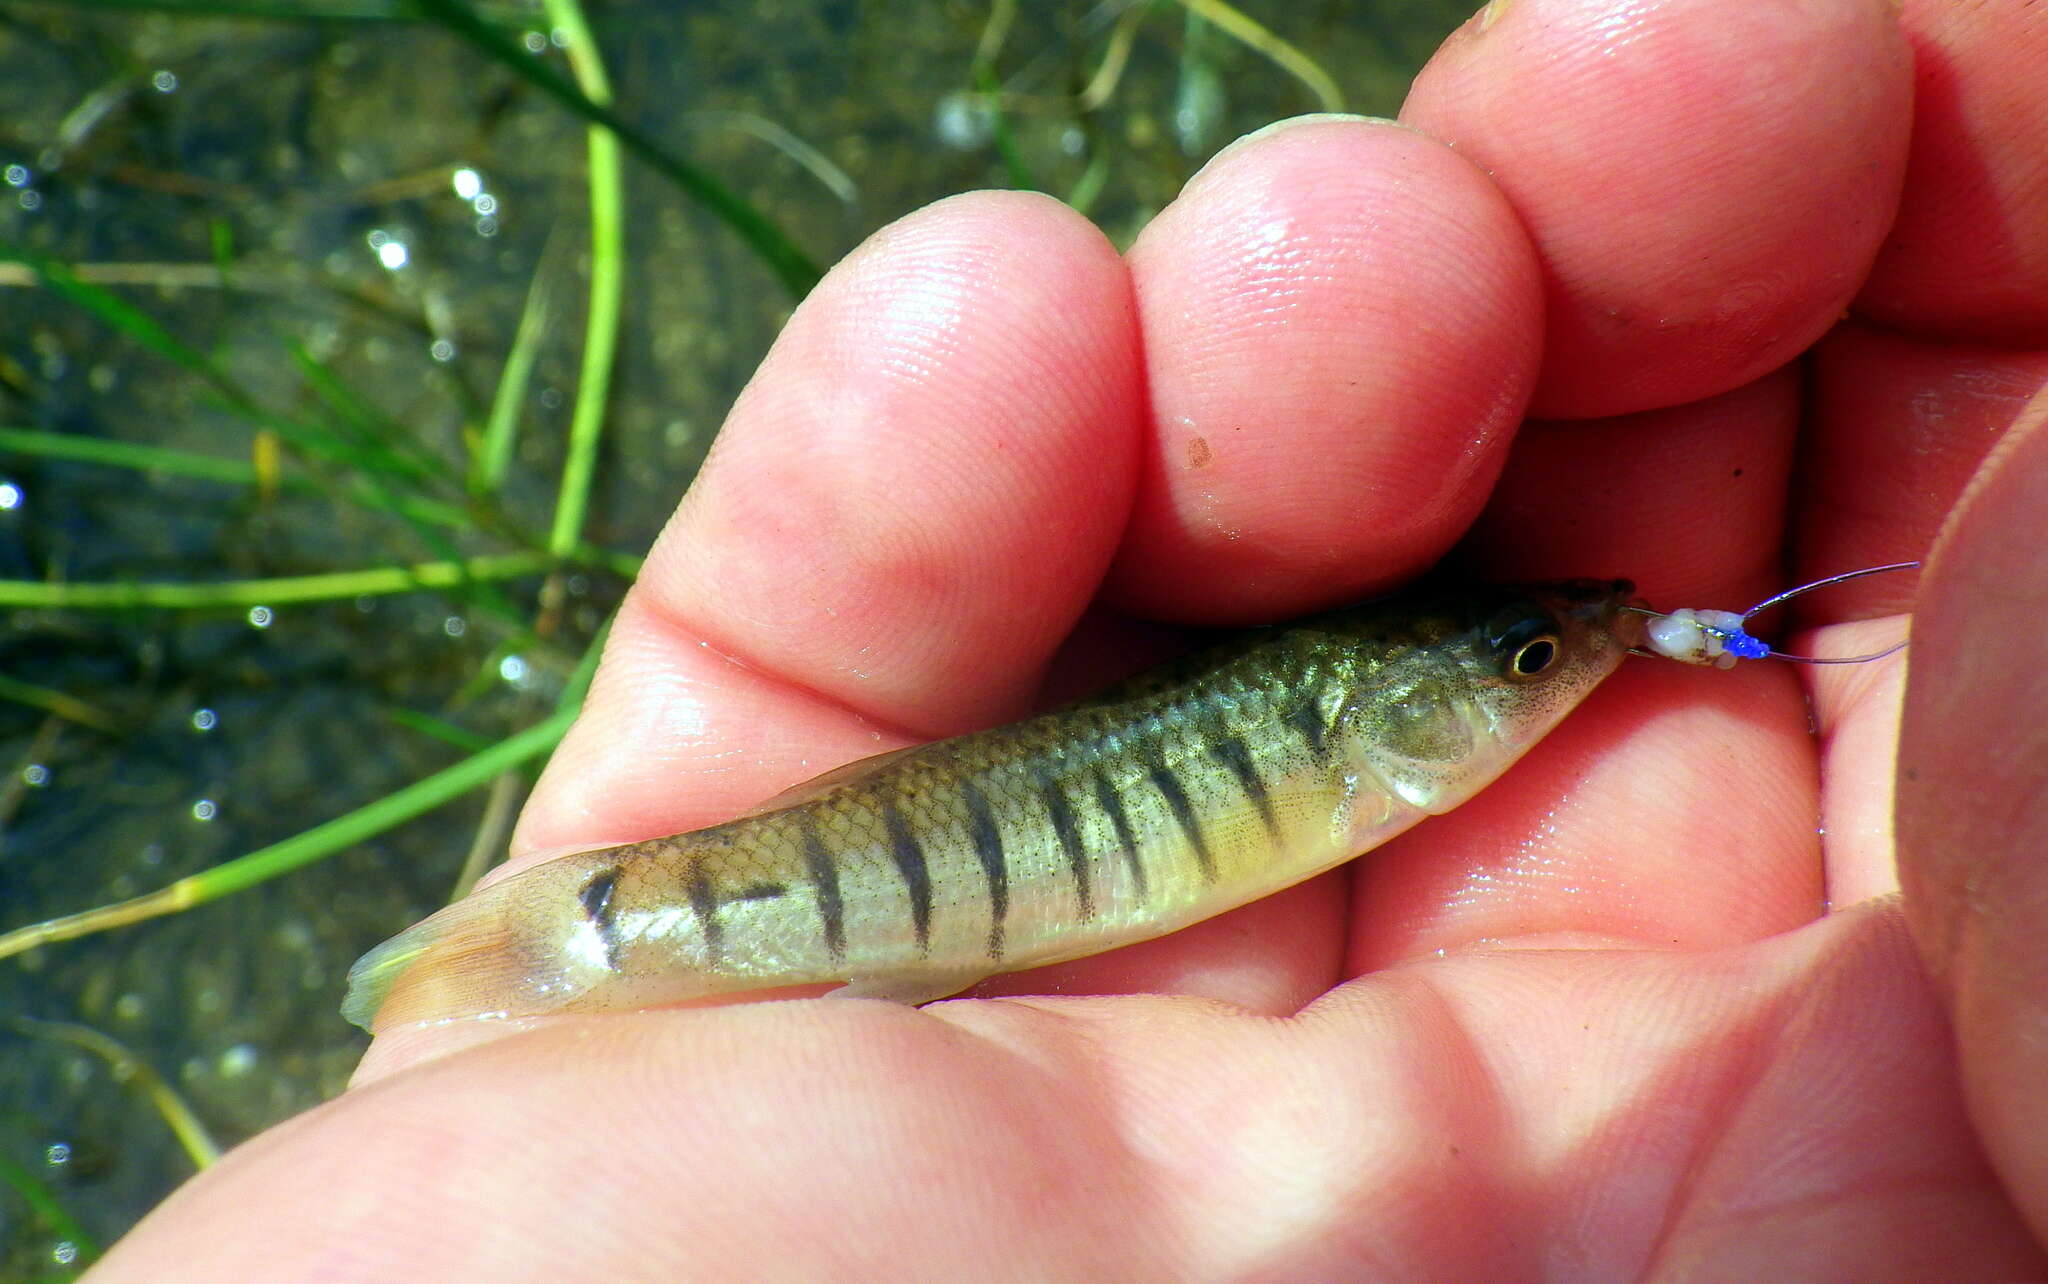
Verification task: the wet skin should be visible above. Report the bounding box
[96,0,2048,1277]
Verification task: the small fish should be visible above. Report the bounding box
[343,579,1643,1032]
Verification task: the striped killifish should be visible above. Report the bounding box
[343,578,1642,1032]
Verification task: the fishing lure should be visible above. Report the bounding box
[344,579,1643,1031]
[1628,562,1919,669]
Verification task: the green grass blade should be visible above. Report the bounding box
[0,607,612,965]
[448,768,522,901]
[0,247,480,534]
[0,422,637,575]
[472,235,561,496]
[411,0,823,298]
[385,707,497,756]
[1174,0,1344,113]
[578,543,643,580]
[0,1150,99,1272]
[16,0,528,21]
[0,673,123,735]
[0,704,577,962]
[286,343,460,490]
[0,427,258,486]
[276,346,531,625]
[687,112,859,206]
[0,244,257,414]
[0,551,556,610]
[1078,1,1148,111]
[0,424,479,531]
[542,0,624,559]
[1065,148,1111,216]
[973,62,1039,191]
[8,1018,220,1170]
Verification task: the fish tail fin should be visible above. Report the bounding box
[341,883,570,1033]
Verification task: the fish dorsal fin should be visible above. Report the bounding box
[734,745,920,818]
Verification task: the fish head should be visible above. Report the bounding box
[1313,577,1643,812]
[1452,577,1643,754]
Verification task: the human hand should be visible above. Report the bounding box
[98,0,2048,1277]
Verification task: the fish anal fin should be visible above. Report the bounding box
[828,971,987,1006]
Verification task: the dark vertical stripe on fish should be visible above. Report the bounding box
[1147,758,1217,884]
[1090,768,1148,900]
[1209,734,1282,842]
[798,817,847,961]
[1287,695,1330,765]
[577,865,623,970]
[881,801,934,953]
[686,862,723,965]
[959,781,1009,960]
[1037,770,1095,921]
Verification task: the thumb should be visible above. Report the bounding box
[1897,383,2048,1245]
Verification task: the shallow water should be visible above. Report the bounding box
[0,1,1464,1270]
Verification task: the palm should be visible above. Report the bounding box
[102,1,2048,1276]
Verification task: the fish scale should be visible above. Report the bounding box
[343,579,1641,1031]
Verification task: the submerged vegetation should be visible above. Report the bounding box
[0,0,1462,1271]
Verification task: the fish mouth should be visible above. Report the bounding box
[1527,577,1646,654]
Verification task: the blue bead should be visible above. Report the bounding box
[1725,631,1771,659]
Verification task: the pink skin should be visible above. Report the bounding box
[1401,0,1916,418]
[95,0,2048,1277]
[1854,0,2048,341]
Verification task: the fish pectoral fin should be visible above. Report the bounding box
[828,970,988,1006]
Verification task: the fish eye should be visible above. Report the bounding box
[1510,635,1560,679]
[1487,611,1564,683]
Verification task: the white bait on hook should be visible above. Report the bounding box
[1630,561,1920,668]
[1641,608,1753,668]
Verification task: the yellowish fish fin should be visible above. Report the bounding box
[341,883,570,1033]
[828,970,988,1005]
[734,746,921,819]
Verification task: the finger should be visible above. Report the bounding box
[1349,659,1821,971]
[105,906,2047,1278]
[1899,389,2048,1245]
[966,876,1348,1016]
[1459,367,1801,611]
[1101,116,1544,623]
[1402,0,1914,418]
[640,191,1141,736]
[514,192,1143,861]
[1854,0,2048,343]
[979,117,1556,1004]
[1794,322,2048,624]
[1351,369,1821,966]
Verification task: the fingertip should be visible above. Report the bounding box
[1404,0,1914,417]
[1108,117,1545,622]
[1854,0,2048,343]
[1459,365,1801,611]
[638,189,1145,732]
[512,594,913,862]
